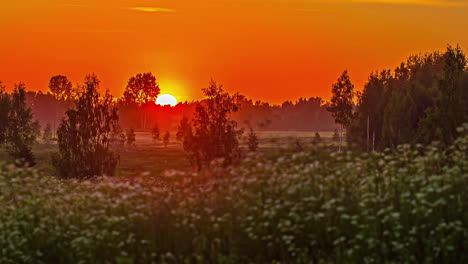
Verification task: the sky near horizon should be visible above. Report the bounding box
[1,0,467,103]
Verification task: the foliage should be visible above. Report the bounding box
[123,72,160,106]
[126,128,136,146]
[1,125,468,263]
[327,70,355,151]
[418,45,468,145]
[312,132,322,144]
[247,127,259,152]
[5,84,39,166]
[348,45,468,151]
[110,126,126,150]
[179,80,243,169]
[0,82,9,145]
[176,116,195,156]
[48,75,73,100]
[52,74,119,178]
[327,70,355,126]
[42,123,53,144]
[123,72,160,129]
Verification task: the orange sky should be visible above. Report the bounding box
[1,0,468,104]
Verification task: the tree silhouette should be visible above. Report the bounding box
[327,70,355,152]
[347,45,468,151]
[52,74,119,178]
[176,116,194,153]
[163,131,170,148]
[0,82,9,146]
[126,128,136,146]
[42,123,53,144]
[419,45,467,144]
[180,80,243,169]
[151,123,160,143]
[123,72,160,129]
[312,132,322,144]
[49,75,73,100]
[6,83,39,166]
[247,127,259,152]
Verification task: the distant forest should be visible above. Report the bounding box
[347,45,468,151]
[22,89,337,133]
[3,45,468,149]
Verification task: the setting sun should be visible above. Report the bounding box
[156,94,177,106]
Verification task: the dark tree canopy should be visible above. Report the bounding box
[123,72,160,105]
[123,72,160,129]
[327,70,355,127]
[5,84,38,166]
[49,75,73,100]
[0,82,9,145]
[247,127,259,152]
[327,70,355,151]
[42,123,53,144]
[347,45,468,151]
[176,116,194,152]
[126,128,136,146]
[52,74,119,178]
[179,80,243,169]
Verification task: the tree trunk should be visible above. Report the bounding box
[367,115,370,152]
[372,129,375,152]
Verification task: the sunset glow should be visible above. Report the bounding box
[1,0,467,102]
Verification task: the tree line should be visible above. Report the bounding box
[2,45,466,177]
[328,45,468,151]
[21,82,336,135]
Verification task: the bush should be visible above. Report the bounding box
[52,75,119,178]
[1,125,468,263]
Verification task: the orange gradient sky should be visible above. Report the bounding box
[1,0,468,103]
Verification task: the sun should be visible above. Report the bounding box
[156,94,178,106]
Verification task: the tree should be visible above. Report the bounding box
[163,131,170,148]
[179,80,243,169]
[418,45,467,144]
[123,72,160,129]
[176,116,195,153]
[312,132,322,144]
[32,122,41,144]
[247,127,259,152]
[126,128,136,146]
[48,75,73,100]
[110,126,126,149]
[151,123,160,143]
[327,70,355,152]
[52,74,119,178]
[0,82,9,146]
[43,123,53,144]
[6,83,39,166]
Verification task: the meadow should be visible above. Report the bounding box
[0,127,467,263]
[19,131,334,177]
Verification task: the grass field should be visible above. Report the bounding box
[2,131,337,177]
[1,127,467,263]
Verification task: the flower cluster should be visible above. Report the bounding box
[1,125,467,263]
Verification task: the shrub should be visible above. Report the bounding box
[1,124,467,263]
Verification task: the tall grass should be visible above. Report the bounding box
[1,125,467,263]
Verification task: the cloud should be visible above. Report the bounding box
[348,0,468,6]
[129,7,175,12]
